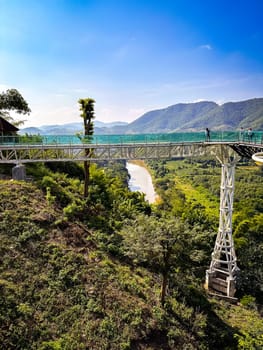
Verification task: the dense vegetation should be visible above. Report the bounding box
[148,158,263,301]
[0,88,31,127]
[0,157,263,349]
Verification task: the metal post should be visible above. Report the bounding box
[205,146,239,298]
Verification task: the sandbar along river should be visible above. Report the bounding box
[126,162,157,204]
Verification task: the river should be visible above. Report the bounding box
[126,161,157,204]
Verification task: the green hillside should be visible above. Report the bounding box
[1,160,263,349]
[127,101,218,133]
[104,98,263,134]
[183,98,263,131]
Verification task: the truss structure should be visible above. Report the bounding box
[0,142,220,164]
[206,146,240,298]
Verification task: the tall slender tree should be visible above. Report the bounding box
[78,98,95,197]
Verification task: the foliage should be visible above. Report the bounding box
[148,158,263,301]
[120,214,193,304]
[78,98,95,138]
[0,88,31,125]
[234,214,263,302]
[45,161,84,179]
[239,295,257,309]
[214,302,263,350]
[17,133,43,144]
[34,161,151,235]
[0,181,159,349]
[1,155,263,349]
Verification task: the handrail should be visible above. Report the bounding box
[1,131,263,146]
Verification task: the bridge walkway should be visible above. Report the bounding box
[0,131,263,163]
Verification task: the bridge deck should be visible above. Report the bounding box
[0,139,263,163]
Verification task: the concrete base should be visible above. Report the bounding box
[206,291,238,304]
[12,164,26,180]
[226,276,236,297]
[205,269,236,298]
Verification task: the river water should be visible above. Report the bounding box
[126,162,157,204]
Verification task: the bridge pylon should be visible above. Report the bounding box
[205,146,240,298]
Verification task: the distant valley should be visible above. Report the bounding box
[20,98,263,135]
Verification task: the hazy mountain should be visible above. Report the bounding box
[99,98,263,134]
[19,98,263,135]
[126,101,218,133]
[19,127,43,134]
[179,98,263,131]
[121,98,263,133]
[20,121,128,135]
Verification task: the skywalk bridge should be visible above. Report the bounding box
[0,131,262,163]
[1,131,263,300]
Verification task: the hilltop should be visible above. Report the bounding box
[105,98,263,134]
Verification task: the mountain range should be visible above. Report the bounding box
[20,121,128,135]
[20,98,263,135]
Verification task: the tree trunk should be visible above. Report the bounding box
[161,271,168,306]
[83,159,90,198]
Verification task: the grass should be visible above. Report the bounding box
[165,160,220,221]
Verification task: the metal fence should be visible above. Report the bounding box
[0,131,263,146]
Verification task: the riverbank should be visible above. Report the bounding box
[126,160,159,204]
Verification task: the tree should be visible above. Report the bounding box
[0,89,31,126]
[121,214,191,305]
[78,98,95,197]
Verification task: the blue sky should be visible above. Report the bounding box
[1,0,263,127]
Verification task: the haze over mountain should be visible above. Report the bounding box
[104,98,263,134]
[20,121,128,135]
[20,98,263,135]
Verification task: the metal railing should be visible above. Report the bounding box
[1,131,263,146]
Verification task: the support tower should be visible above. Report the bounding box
[205,146,240,298]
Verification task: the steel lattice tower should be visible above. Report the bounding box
[205,146,240,298]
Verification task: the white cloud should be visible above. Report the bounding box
[216,100,225,106]
[192,99,206,103]
[199,44,212,50]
